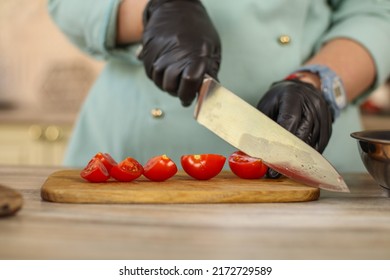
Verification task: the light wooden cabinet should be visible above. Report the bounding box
[0,1,99,167]
[0,123,72,166]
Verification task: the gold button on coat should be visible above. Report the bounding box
[151,108,164,118]
[278,35,291,45]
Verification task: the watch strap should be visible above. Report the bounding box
[291,65,347,119]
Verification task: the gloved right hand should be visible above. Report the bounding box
[257,79,333,178]
[139,0,221,106]
[257,79,333,153]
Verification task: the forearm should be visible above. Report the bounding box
[116,0,148,44]
[300,38,376,102]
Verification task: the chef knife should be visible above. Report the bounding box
[194,75,349,192]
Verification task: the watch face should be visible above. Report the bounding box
[332,78,347,108]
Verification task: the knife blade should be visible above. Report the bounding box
[194,75,349,192]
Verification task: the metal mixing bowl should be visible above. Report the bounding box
[351,130,390,192]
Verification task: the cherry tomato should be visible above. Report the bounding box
[181,154,226,180]
[143,154,178,182]
[110,157,144,182]
[93,152,117,172]
[228,150,268,179]
[80,157,110,183]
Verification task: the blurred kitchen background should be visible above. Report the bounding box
[0,0,389,166]
[0,0,103,166]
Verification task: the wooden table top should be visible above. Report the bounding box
[0,165,389,260]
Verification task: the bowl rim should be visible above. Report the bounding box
[351,130,390,144]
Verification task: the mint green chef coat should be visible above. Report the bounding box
[48,0,390,172]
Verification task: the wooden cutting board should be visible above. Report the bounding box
[41,170,320,204]
[0,184,23,217]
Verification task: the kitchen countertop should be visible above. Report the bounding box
[0,106,77,125]
[361,113,390,130]
[0,165,390,260]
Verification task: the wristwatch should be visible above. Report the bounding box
[292,64,347,119]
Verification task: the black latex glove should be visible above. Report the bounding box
[139,0,221,106]
[256,79,333,178]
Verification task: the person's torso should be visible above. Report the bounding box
[66,0,365,172]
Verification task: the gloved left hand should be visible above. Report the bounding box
[256,79,333,177]
[139,0,221,106]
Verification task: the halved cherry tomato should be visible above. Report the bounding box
[143,154,178,182]
[80,157,110,183]
[93,152,117,172]
[181,154,226,180]
[228,150,268,179]
[110,157,144,182]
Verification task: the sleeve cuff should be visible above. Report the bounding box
[318,15,390,88]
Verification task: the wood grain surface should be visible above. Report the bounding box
[41,170,320,204]
[1,165,390,260]
[0,184,23,217]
